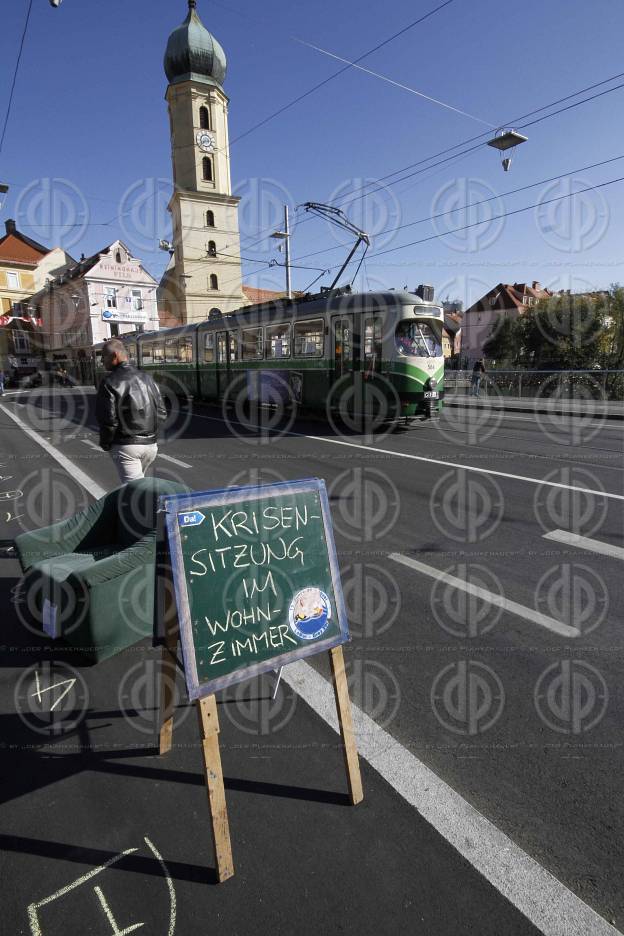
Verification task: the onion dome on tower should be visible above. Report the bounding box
[164,0,227,89]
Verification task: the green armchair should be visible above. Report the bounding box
[15,477,187,663]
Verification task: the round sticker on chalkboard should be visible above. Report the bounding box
[288,587,332,640]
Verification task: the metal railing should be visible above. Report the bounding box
[443,369,624,402]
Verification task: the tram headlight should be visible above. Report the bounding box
[427,377,438,390]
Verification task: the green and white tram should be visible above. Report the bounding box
[92,286,444,424]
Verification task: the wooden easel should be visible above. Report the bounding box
[156,550,363,883]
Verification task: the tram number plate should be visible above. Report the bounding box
[424,391,438,399]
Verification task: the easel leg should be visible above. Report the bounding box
[196,694,234,882]
[329,645,364,805]
[158,556,179,755]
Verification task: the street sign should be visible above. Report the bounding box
[162,478,349,701]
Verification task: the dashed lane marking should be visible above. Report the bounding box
[543,529,624,561]
[388,552,580,638]
[157,453,191,468]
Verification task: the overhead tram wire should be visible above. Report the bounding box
[327,69,624,212]
[282,150,624,268]
[228,0,458,147]
[180,153,624,293]
[336,172,624,265]
[219,68,624,257]
[0,0,34,160]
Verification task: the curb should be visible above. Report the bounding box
[444,400,624,421]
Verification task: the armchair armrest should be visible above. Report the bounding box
[15,493,116,572]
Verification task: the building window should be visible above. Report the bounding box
[208,240,216,257]
[13,333,30,353]
[110,323,119,337]
[210,274,218,290]
[206,210,215,227]
[115,250,122,263]
[199,105,210,129]
[132,289,143,311]
[105,287,117,309]
[202,157,213,181]
[6,271,19,290]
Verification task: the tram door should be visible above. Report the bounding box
[332,315,355,415]
[216,330,229,397]
[362,314,383,418]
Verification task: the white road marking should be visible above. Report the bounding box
[80,438,191,469]
[157,452,191,468]
[0,404,106,499]
[190,410,624,502]
[543,529,624,561]
[388,552,580,638]
[282,659,620,936]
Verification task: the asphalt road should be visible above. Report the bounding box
[0,385,622,934]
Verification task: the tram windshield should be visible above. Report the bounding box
[395,320,442,358]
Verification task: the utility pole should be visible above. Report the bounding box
[270,206,292,299]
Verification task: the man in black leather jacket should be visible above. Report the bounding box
[96,338,167,482]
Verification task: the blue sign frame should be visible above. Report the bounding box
[161,478,350,701]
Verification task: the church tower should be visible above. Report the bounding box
[161,0,244,323]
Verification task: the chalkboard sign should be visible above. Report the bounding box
[162,479,349,700]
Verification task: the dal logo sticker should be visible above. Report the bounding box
[288,587,331,641]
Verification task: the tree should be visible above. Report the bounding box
[482,315,519,365]
[517,294,605,369]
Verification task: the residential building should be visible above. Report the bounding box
[30,240,159,365]
[442,300,463,360]
[158,0,245,325]
[461,281,553,363]
[0,219,74,374]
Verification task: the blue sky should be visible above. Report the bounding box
[1,0,624,307]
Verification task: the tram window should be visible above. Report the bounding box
[266,323,291,359]
[204,332,215,363]
[242,327,263,360]
[363,318,382,362]
[180,336,194,363]
[229,332,239,361]
[395,320,442,358]
[126,342,137,365]
[165,338,180,363]
[141,343,153,365]
[294,319,323,357]
[153,343,165,363]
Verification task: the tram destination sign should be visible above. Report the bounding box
[162,479,349,700]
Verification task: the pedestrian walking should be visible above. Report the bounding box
[96,338,167,483]
[471,359,485,397]
[0,370,4,395]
